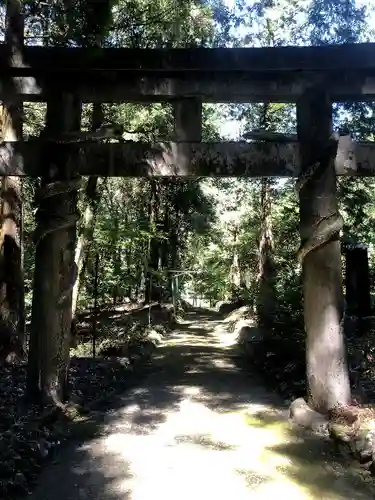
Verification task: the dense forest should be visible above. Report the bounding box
[1,0,375,497]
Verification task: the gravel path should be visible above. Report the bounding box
[30,309,375,500]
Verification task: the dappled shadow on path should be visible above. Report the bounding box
[241,410,375,499]
[29,308,375,500]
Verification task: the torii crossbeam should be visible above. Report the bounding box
[1,43,375,103]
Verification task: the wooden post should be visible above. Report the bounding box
[92,251,100,358]
[297,90,351,413]
[170,97,202,300]
[27,91,81,404]
[344,245,372,336]
[0,0,24,362]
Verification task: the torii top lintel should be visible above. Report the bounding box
[1,42,375,103]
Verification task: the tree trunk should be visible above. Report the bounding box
[72,177,104,315]
[168,181,183,300]
[27,93,81,405]
[0,176,23,332]
[229,225,242,296]
[169,231,178,297]
[161,206,170,271]
[257,177,276,331]
[112,240,121,305]
[254,101,276,331]
[144,181,153,303]
[125,246,132,300]
[297,90,351,413]
[0,0,25,362]
[145,180,161,303]
[71,104,105,318]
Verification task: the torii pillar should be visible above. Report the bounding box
[297,89,351,414]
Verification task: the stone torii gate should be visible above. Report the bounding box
[2,16,375,410]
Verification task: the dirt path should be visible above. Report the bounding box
[30,309,375,500]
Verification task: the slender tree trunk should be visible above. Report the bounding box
[71,104,105,317]
[112,220,121,305]
[145,180,161,303]
[144,185,154,303]
[257,177,276,331]
[253,100,277,330]
[161,207,169,270]
[168,183,183,299]
[229,225,242,297]
[125,247,132,299]
[169,231,178,297]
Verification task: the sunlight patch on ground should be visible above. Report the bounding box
[182,385,201,396]
[79,313,375,500]
[211,357,235,369]
[29,311,375,500]
[108,316,373,499]
[165,334,226,348]
[102,395,367,500]
[212,323,239,346]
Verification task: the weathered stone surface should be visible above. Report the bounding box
[1,139,375,177]
[289,397,329,433]
[350,428,375,462]
[5,73,375,104]
[4,43,375,75]
[216,299,245,315]
[145,328,163,346]
[329,421,357,444]
[222,306,253,326]
[235,321,264,360]
[326,407,375,475]
[3,44,375,103]
[235,319,263,342]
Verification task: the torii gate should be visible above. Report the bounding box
[2,5,375,411]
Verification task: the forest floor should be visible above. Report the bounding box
[0,302,175,498]
[27,308,375,500]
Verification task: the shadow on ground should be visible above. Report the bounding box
[29,308,375,500]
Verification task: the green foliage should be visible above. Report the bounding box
[12,0,375,331]
[18,0,225,319]
[182,0,375,329]
[307,0,369,44]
